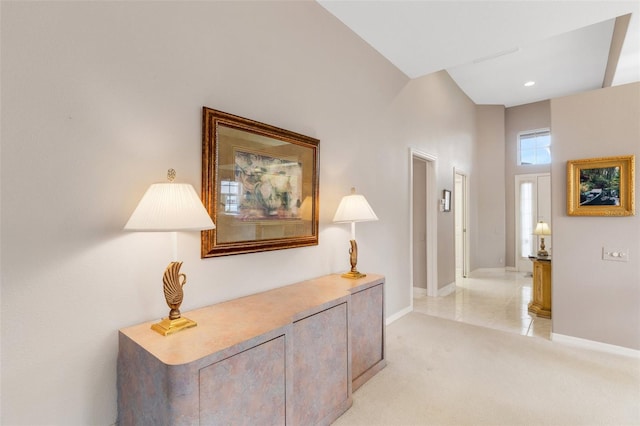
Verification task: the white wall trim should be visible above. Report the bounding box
[386,305,413,326]
[438,281,456,297]
[552,332,640,358]
[413,287,427,297]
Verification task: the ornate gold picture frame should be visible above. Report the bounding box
[201,107,320,257]
[567,155,635,216]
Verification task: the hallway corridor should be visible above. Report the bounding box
[413,268,552,339]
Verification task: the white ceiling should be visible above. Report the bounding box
[317,1,640,107]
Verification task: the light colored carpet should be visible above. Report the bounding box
[334,312,640,426]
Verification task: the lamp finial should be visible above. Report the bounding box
[167,168,176,182]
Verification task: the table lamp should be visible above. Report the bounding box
[533,221,551,258]
[333,187,378,279]
[124,169,215,336]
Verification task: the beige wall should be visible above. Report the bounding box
[504,101,551,267]
[551,83,640,350]
[1,2,478,423]
[473,105,506,269]
[388,73,478,291]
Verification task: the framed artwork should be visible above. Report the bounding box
[567,155,635,216]
[443,189,451,212]
[202,107,320,257]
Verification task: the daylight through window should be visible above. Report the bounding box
[518,129,551,165]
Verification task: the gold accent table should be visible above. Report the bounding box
[117,273,386,425]
[528,258,551,318]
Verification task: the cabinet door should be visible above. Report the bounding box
[534,262,544,305]
[540,262,552,313]
[292,303,349,425]
[199,336,286,425]
[351,283,384,386]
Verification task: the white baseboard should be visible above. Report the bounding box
[438,281,456,297]
[413,287,427,297]
[505,266,517,271]
[386,305,412,326]
[552,332,640,358]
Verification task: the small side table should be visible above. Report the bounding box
[528,257,551,318]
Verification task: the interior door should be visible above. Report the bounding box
[455,172,469,278]
[515,173,551,272]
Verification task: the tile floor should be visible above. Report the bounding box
[413,268,552,339]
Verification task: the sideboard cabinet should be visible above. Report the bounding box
[117,274,385,425]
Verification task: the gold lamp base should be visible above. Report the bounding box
[151,316,197,336]
[150,261,197,336]
[342,239,366,279]
[537,237,549,258]
[342,270,366,279]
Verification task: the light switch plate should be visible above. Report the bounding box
[602,248,629,262]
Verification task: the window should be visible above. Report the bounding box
[518,129,551,165]
[220,180,240,213]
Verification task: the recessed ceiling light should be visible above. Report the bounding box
[524,81,536,87]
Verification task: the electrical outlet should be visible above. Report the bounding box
[602,248,629,262]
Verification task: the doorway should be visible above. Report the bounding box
[454,171,469,279]
[412,158,428,296]
[515,173,551,273]
[410,149,438,300]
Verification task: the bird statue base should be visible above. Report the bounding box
[151,316,197,336]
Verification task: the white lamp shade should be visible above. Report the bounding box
[124,183,215,231]
[533,221,551,236]
[333,190,378,223]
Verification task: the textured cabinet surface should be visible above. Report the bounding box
[350,283,385,390]
[292,303,349,425]
[199,336,286,425]
[528,259,551,318]
[117,273,385,426]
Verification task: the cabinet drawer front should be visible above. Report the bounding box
[199,336,286,425]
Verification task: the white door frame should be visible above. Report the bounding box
[409,149,438,301]
[454,169,470,278]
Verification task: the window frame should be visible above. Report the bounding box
[517,128,551,166]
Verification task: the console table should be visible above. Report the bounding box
[528,258,551,318]
[117,273,385,425]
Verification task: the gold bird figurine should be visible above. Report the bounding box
[151,261,197,335]
[163,261,186,320]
